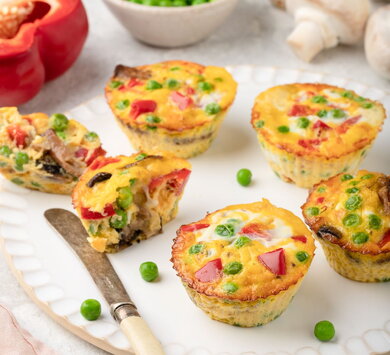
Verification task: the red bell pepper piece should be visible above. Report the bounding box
[378,230,390,248]
[336,116,361,134]
[195,258,223,283]
[171,92,193,110]
[119,78,143,91]
[186,87,196,95]
[298,138,327,150]
[81,204,115,220]
[75,147,88,159]
[258,248,286,275]
[85,147,107,166]
[240,224,272,240]
[317,197,325,204]
[291,236,307,243]
[313,120,331,130]
[288,104,313,117]
[181,224,210,233]
[149,168,191,196]
[0,0,88,106]
[89,156,120,171]
[130,100,157,119]
[7,125,28,148]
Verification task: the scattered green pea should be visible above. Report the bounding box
[189,244,204,255]
[14,152,29,171]
[139,261,159,282]
[306,207,320,217]
[146,80,163,90]
[352,232,369,244]
[297,117,310,129]
[117,186,133,209]
[135,153,148,161]
[343,214,362,227]
[341,91,353,99]
[110,80,123,89]
[346,187,359,194]
[317,187,327,193]
[341,174,353,181]
[361,174,373,180]
[116,99,130,110]
[145,115,161,124]
[215,224,235,237]
[317,110,328,118]
[56,131,66,140]
[166,78,179,89]
[255,120,265,128]
[296,251,309,263]
[314,320,335,342]
[368,214,382,230]
[205,103,221,115]
[80,299,101,321]
[198,81,214,92]
[331,109,346,118]
[223,282,238,294]
[223,262,243,275]
[85,132,99,141]
[312,95,327,104]
[109,209,128,229]
[277,125,290,133]
[361,102,373,109]
[0,145,11,157]
[235,236,251,248]
[11,177,23,185]
[236,168,252,187]
[344,195,362,211]
[50,113,69,132]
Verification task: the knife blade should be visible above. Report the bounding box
[44,208,165,355]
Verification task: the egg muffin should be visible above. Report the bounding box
[72,153,191,253]
[302,170,390,282]
[251,84,386,188]
[0,107,105,194]
[172,199,315,327]
[105,60,237,158]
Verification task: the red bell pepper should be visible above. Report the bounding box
[7,124,28,148]
[313,120,331,130]
[288,104,313,117]
[89,157,120,171]
[171,92,193,110]
[0,0,88,106]
[240,224,272,240]
[195,258,223,283]
[149,168,191,196]
[131,100,157,119]
[181,224,210,233]
[291,236,307,243]
[378,230,390,249]
[81,204,115,220]
[258,248,286,276]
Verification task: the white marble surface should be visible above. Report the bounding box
[2,0,389,354]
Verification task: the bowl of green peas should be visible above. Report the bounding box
[102,0,239,47]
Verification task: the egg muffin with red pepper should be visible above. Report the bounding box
[302,170,390,282]
[105,60,237,159]
[251,84,386,188]
[72,153,191,253]
[172,199,315,327]
[0,107,105,194]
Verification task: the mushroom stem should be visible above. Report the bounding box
[287,21,325,62]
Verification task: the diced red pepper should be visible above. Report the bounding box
[240,224,272,240]
[89,156,120,171]
[81,204,115,220]
[336,116,361,134]
[181,224,210,232]
[291,236,307,243]
[317,197,325,204]
[258,248,286,275]
[7,125,28,148]
[195,258,223,283]
[298,138,327,150]
[288,104,313,117]
[149,168,191,196]
[75,147,88,159]
[130,100,157,119]
[186,87,195,95]
[313,120,331,130]
[86,147,107,166]
[119,78,143,91]
[378,230,390,248]
[171,91,193,110]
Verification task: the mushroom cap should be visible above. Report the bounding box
[365,5,390,80]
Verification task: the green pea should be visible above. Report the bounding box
[349,180,359,186]
[169,66,180,71]
[135,153,148,161]
[193,0,208,4]
[331,109,346,118]
[343,214,362,227]
[223,262,243,275]
[205,103,221,115]
[214,77,223,82]
[14,152,29,171]
[146,125,157,131]
[255,120,265,128]
[297,117,310,129]
[306,207,320,217]
[361,102,373,109]
[145,115,161,124]
[222,282,238,294]
[30,181,41,188]
[341,174,353,181]
[116,99,130,110]
[110,81,123,89]
[352,232,369,244]
[314,320,335,342]
[236,168,252,187]
[296,251,309,263]
[235,236,251,248]
[344,195,362,211]
[85,132,99,141]
[198,81,214,92]
[109,209,128,229]
[139,261,159,282]
[189,244,204,255]
[317,110,327,118]
[166,78,179,89]
[56,131,66,140]
[341,91,353,99]
[50,113,69,132]
[312,95,327,104]
[277,125,290,133]
[172,0,186,5]
[361,174,373,180]
[80,299,101,321]
[317,187,326,193]
[354,96,366,102]
[11,178,23,185]
[129,178,137,185]
[346,187,359,194]
[146,80,163,90]
[368,214,382,230]
[0,145,12,157]
[88,224,99,236]
[117,186,133,209]
[215,224,235,237]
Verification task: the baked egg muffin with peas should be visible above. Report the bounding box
[302,170,390,282]
[72,152,191,253]
[172,199,315,327]
[0,107,105,194]
[105,60,237,158]
[251,83,386,188]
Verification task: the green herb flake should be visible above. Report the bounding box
[135,153,148,161]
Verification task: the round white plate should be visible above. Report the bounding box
[1,66,389,355]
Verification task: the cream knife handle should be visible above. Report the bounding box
[111,303,165,355]
[120,316,165,355]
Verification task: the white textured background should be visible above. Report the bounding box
[1,0,389,354]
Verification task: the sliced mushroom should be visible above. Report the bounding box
[87,172,112,188]
[285,0,371,62]
[114,65,151,80]
[317,225,342,241]
[378,175,390,215]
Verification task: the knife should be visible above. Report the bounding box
[44,208,165,355]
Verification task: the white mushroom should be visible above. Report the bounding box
[365,5,390,80]
[285,0,371,62]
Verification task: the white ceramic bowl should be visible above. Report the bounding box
[102,0,239,48]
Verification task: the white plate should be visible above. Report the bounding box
[1,66,389,355]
